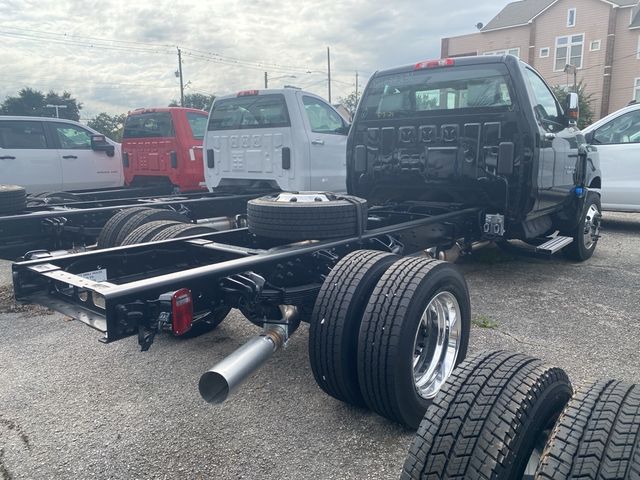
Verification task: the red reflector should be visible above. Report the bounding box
[238,90,259,96]
[414,58,455,70]
[171,288,193,336]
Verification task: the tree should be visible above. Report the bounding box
[87,113,127,142]
[337,91,360,119]
[0,88,82,121]
[169,93,215,111]
[551,82,594,129]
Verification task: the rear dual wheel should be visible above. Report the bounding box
[309,251,470,428]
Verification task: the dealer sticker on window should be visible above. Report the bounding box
[77,268,108,283]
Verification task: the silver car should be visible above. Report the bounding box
[583,103,640,212]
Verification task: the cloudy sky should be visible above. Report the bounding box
[1,0,501,120]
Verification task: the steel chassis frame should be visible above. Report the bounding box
[13,203,482,345]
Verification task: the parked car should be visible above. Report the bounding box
[583,102,640,212]
[122,107,208,192]
[204,87,349,193]
[0,116,123,194]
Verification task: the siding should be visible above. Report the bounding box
[609,10,640,113]
[443,26,531,61]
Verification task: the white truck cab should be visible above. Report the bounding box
[0,116,123,194]
[204,88,348,193]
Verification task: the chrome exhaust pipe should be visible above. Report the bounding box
[195,216,237,231]
[199,325,287,404]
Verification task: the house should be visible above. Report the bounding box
[442,0,640,119]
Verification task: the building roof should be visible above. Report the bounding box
[482,0,639,32]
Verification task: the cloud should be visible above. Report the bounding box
[0,0,502,118]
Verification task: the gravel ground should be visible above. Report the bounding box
[0,212,639,480]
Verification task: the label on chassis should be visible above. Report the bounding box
[77,268,108,283]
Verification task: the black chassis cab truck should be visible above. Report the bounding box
[12,55,600,429]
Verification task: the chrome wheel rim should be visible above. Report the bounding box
[582,203,601,250]
[412,291,462,399]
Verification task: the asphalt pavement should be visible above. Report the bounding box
[0,212,639,479]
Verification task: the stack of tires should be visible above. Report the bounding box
[400,350,640,480]
[0,185,27,215]
[96,207,217,248]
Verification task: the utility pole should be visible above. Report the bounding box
[45,104,67,118]
[327,46,332,103]
[264,71,268,89]
[177,47,185,107]
[355,71,359,102]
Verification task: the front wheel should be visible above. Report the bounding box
[564,191,601,261]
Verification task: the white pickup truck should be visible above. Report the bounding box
[204,87,349,193]
[0,116,123,194]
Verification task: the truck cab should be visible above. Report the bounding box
[122,107,208,192]
[204,88,349,193]
[347,55,601,255]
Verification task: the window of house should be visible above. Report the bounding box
[590,40,601,52]
[567,8,577,27]
[540,47,550,58]
[555,34,584,71]
[484,48,520,58]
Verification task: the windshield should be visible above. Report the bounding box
[208,94,291,131]
[123,112,174,138]
[360,64,513,120]
[186,112,208,139]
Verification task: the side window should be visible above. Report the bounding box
[524,68,563,131]
[302,96,345,134]
[0,121,47,149]
[186,112,208,140]
[52,124,92,149]
[593,110,640,145]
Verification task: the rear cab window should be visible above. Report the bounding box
[208,94,291,131]
[360,64,514,121]
[123,112,175,138]
[186,112,208,140]
[0,121,48,149]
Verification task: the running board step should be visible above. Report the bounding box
[535,236,573,255]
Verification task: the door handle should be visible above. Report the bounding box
[543,133,556,140]
[0,156,16,160]
[62,155,78,159]
[311,139,325,145]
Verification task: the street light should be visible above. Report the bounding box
[264,72,297,89]
[563,64,577,92]
[46,104,67,118]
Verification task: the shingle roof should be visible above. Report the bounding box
[482,0,639,32]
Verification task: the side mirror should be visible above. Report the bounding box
[565,92,579,127]
[91,134,115,157]
[336,124,351,135]
[584,130,594,144]
[497,142,514,176]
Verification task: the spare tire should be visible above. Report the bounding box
[537,379,640,479]
[114,208,189,246]
[247,192,367,241]
[121,220,184,246]
[150,223,217,241]
[97,207,152,248]
[401,350,572,479]
[0,185,27,215]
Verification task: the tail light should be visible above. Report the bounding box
[414,58,455,70]
[171,288,193,335]
[237,90,259,96]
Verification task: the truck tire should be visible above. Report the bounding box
[357,257,470,428]
[0,185,27,215]
[97,207,153,248]
[401,351,572,479]
[309,250,399,407]
[121,220,184,246]
[181,306,232,338]
[564,191,601,261]
[114,209,189,246]
[150,223,217,241]
[246,192,368,240]
[536,379,640,479]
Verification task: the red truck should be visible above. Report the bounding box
[122,107,208,192]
